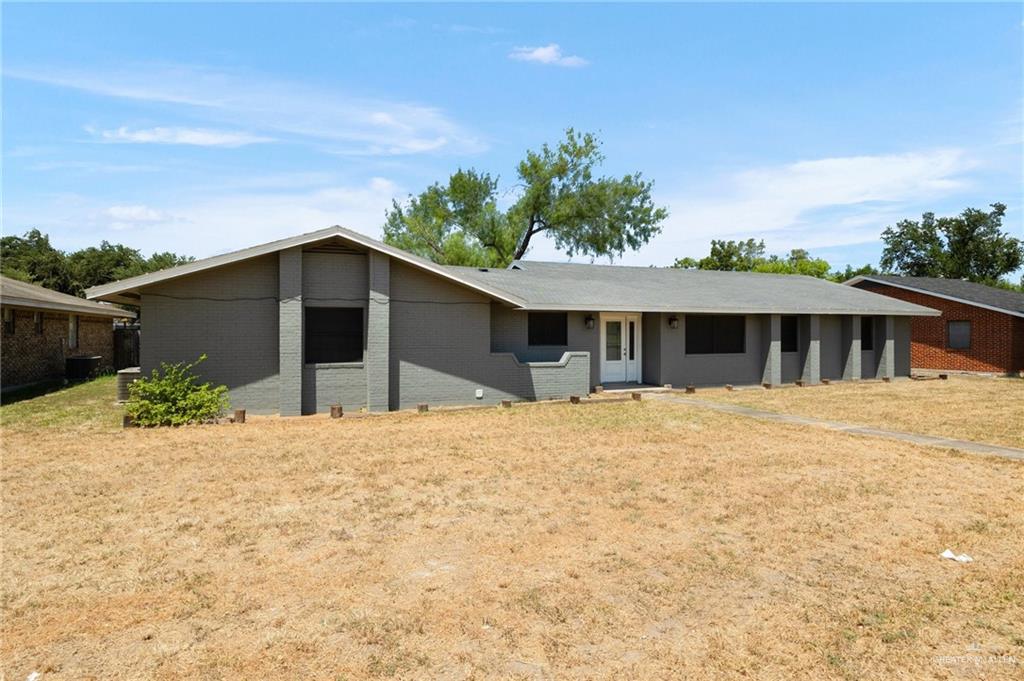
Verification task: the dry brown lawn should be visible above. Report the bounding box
[690,375,1024,450]
[3,388,1023,679]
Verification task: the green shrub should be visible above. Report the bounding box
[126,354,229,426]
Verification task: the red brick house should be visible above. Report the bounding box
[1,276,136,391]
[846,275,1024,375]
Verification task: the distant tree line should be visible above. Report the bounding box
[673,204,1023,290]
[671,239,877,283]
[4,202,1020,300]
[0,229,194,298]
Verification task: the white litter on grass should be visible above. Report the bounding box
[27,672,41,681]
[940,548,974,563]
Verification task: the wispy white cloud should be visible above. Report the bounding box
[526,148,977,266]
[28,160,161,173]
[648,148,974,261]
[509,44,588,68]
[103,204,177,231]
[93,126,273,147]
[8,64,485,156]
[6,177,401,255]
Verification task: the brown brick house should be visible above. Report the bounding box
[1,276,136,391]
[846,275,1024,375]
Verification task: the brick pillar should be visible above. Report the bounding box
[877,315,895,379]
[278,247,303,416]
[801,314,821,385]
[762,314,781,386]
[842,315,861,381]
[366,251,390,412]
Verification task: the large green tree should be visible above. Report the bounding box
[383,129,668,267]
[880,203,1023,284]
[1,230,193,297]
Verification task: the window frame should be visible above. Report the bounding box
[527,312,568,347]
[68,314,79,350]
[781,315,799,353]
[685,314,747,355]
[861,317,874,351]
[304,306,365,365]
[946,320,971,350]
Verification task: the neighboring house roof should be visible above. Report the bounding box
[845,275,1024,319]
[85,225,935,316]
[449,261,938,315]
[86,226,527,307]
[1,276,136,318]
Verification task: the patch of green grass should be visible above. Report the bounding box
[0,375,122,431]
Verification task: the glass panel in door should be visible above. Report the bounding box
[606,321,622,361]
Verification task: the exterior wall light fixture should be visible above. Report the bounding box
[584,315,595,330]
[668,316,680,329]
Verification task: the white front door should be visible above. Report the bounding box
[600,314,641,384]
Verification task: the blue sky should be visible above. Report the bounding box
[3,2,1022,271]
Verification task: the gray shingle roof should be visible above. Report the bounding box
[83,225,934,316]
[448,261,938,315]
[848,275,1024,318]
[1,276,135,318]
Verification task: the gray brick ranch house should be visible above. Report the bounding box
[86,227,937,415]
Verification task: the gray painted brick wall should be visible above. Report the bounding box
[367,252,390,412]
[302,364,366,414]
[652,313,773,387]
[140,254,280,413]
[800,314,821,384]
[877,315,895,379]
[642,312,662,385]
[490,304,601,387]
[278,248,303,416]
[842,315,862,381]
[389,262,589,409]
[820,316,844,380]
[761,314,782,386]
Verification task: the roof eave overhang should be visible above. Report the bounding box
[846,276,1024,318]
[513,303,940,316]
[1,296,136,318]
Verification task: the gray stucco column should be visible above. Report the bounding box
[842,315,861,381]
[800,314,821,385]
[762,314,781,386]
[278,247,303,416]
[366,251,390,412]
[877,315,895,379]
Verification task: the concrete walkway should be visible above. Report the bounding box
[651,393,1024,461]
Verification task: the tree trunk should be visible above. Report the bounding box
[512,217,542,261]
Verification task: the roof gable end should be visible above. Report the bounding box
[85,226,526,307]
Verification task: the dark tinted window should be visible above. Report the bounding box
[861,317,874,351]
[947,320,971,349]
[781,315,798,352]
[686,315,745,354]
[305,307,363,363]
[685,315,714,354]
[528,312,568,346]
